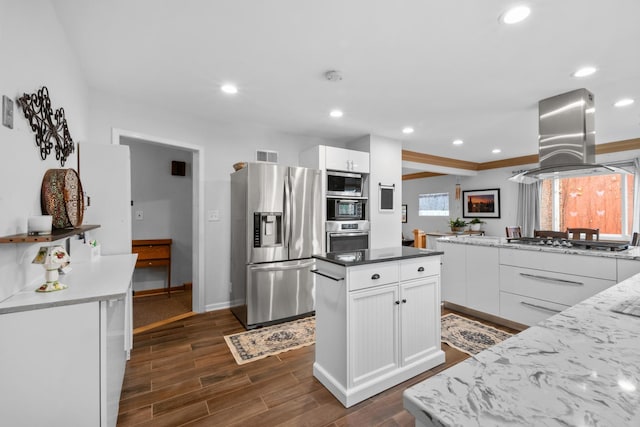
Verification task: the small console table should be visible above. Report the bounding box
[132,239,172,296]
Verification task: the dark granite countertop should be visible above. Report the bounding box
[313,246,443,267]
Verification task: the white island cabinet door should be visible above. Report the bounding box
[349,284,399,387]
[400,276,440,366]
[465,245,500,316]
[438,242,466,305]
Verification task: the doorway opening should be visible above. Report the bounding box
[113,128,205,330]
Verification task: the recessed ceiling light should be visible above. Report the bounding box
[572,66,597,78]
[492,148,502,154]
[614,98,635,107]
[220,84,238,94]
[500,6,531,24]
[452,139,464,146]
[329,109,343,118]
[402,127,414,134]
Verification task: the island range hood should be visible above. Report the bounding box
[509,88,628,183]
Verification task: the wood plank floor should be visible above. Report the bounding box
[117,308,519,426]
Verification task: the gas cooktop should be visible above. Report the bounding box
[506,237,629,252]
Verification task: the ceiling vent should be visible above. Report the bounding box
[256,149,278,163]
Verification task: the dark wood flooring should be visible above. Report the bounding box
[117,307,518,426]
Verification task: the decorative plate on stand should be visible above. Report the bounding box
[41,169,84,229]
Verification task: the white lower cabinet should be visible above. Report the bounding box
[438,241,466,306]
[499,249,616,326]
[349,284,398,386]
[617,259,640,282]
[499,291,569,326]
[438,241,499,316]
[0,295,131,426]
[314,256,444,408]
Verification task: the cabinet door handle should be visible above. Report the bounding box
[395,300,400,305]
[417,266,425,272]
[520,301,562,313]
[371,273,380,280]
[519,272,584,286]
[402,299,407,303]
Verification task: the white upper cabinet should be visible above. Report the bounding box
[300,145,370,173]
[325,146,370,173]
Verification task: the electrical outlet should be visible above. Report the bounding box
[135,210,143,220]
[207,210,220,221]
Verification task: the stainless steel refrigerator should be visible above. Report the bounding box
[230,162,322,329]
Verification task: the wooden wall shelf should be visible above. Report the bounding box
[0,224,100,244]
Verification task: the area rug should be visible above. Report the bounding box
[441,313,513,356]
[224,316,315,365]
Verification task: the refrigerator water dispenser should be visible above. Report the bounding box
[253,212,283,247]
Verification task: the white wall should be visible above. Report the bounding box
[87,89,336,310]
[401,167,527,238]
[351,135,402,249]
[122,139,193,292]
[402,148,640,240]
[0,0,89,301]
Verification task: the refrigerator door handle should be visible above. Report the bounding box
[284,172,291,249]
[250,259,315,272]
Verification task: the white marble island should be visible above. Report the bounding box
[437,235,640,327]
[313,247,445,407]
[404,271,640,427]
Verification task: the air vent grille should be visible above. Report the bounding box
[256,149,278,163]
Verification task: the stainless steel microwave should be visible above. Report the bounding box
[326,171,363,197]
[327,199,365,221]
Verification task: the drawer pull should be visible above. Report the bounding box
[417,266,425,272]
[520,301,562,314]
[371,273,380,280]
[311,269,344,282]
[519,272,584,286]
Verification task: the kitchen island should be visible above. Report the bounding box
[436,235,640,327]
[312,247,445,407]
[0,254,137,427]
[403,269,640,426]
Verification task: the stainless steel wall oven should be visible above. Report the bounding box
[326,220,369,252]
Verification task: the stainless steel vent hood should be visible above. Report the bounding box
[509,88,628,183]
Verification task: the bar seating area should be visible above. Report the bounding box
[534,230,569,239]
[567,228,600,240]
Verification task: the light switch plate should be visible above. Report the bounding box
[2,95,14,129]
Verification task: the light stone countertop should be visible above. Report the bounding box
[437,234,640,260]
[0,254,137,314]
[403,271,640,427]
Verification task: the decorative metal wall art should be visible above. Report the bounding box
[17,86,74,166]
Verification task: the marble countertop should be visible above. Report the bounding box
[0,254,137,314]
[313,246,443,267]
[438,234,640,260]
[403,272,640,426]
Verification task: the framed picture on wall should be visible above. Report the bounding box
[401,204,407,223]
[463,188,501,218]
